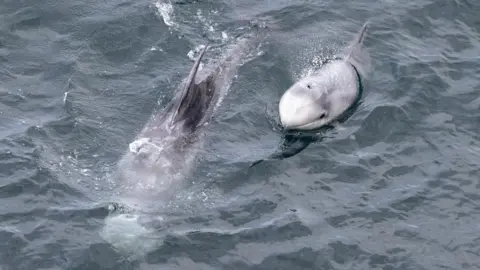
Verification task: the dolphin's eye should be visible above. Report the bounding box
[318,112,327,119]
[306,84,311,89]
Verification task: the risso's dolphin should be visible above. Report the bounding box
[113,44,213,206]
[100,31,264,256]
[278,23,368,130]
[251,22,370,167]
[279,22,369,130]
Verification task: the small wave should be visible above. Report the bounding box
[196,8,218,33]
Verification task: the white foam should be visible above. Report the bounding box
[222,31,228,40]
[128,137,151,154]
[150,46,163,52]
[196,9,216,32]
[187,44,207,70]
[63,92,68,103]
[154,0,176,27]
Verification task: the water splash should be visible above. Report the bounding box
[196,8,219,33]
[187,44,207,70]
[154,0,176,28]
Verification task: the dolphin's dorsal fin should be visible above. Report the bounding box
[344,22,368,61]
[342,21,370,79]
[170,44,209,126]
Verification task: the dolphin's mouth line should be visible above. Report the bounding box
[282,121,322,131]
[281,126,333,137]
[264,108,327,137]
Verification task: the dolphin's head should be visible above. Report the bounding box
[278,75,332,130]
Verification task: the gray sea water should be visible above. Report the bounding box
[1,0,480,269]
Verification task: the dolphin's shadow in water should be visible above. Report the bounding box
[250,61,365,168]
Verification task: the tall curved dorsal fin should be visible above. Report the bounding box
[342,21,370,79]
[344,22,368,61]
[170,44,209,126]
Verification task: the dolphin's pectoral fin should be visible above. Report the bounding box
[170,44,209,127]
[249,134,316,168]
[272,134,313,159]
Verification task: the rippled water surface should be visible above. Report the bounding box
[1,0,480,269]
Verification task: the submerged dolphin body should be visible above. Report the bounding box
[100,32,263,256]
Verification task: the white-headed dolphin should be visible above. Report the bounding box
[279,22,370,130]
[250,22,370,167]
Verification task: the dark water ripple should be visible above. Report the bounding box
[1,0,480,269]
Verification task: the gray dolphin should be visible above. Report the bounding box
[113,44,212,204]
[278,22,370,130]
[116,35,262,200]
[101,32,264,256]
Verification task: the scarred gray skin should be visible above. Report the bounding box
[101,25,265,258]
[279,22,369,130]
[112,34,262,210]
[114,45,210,204]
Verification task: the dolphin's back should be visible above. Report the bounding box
[182,73,216,132]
